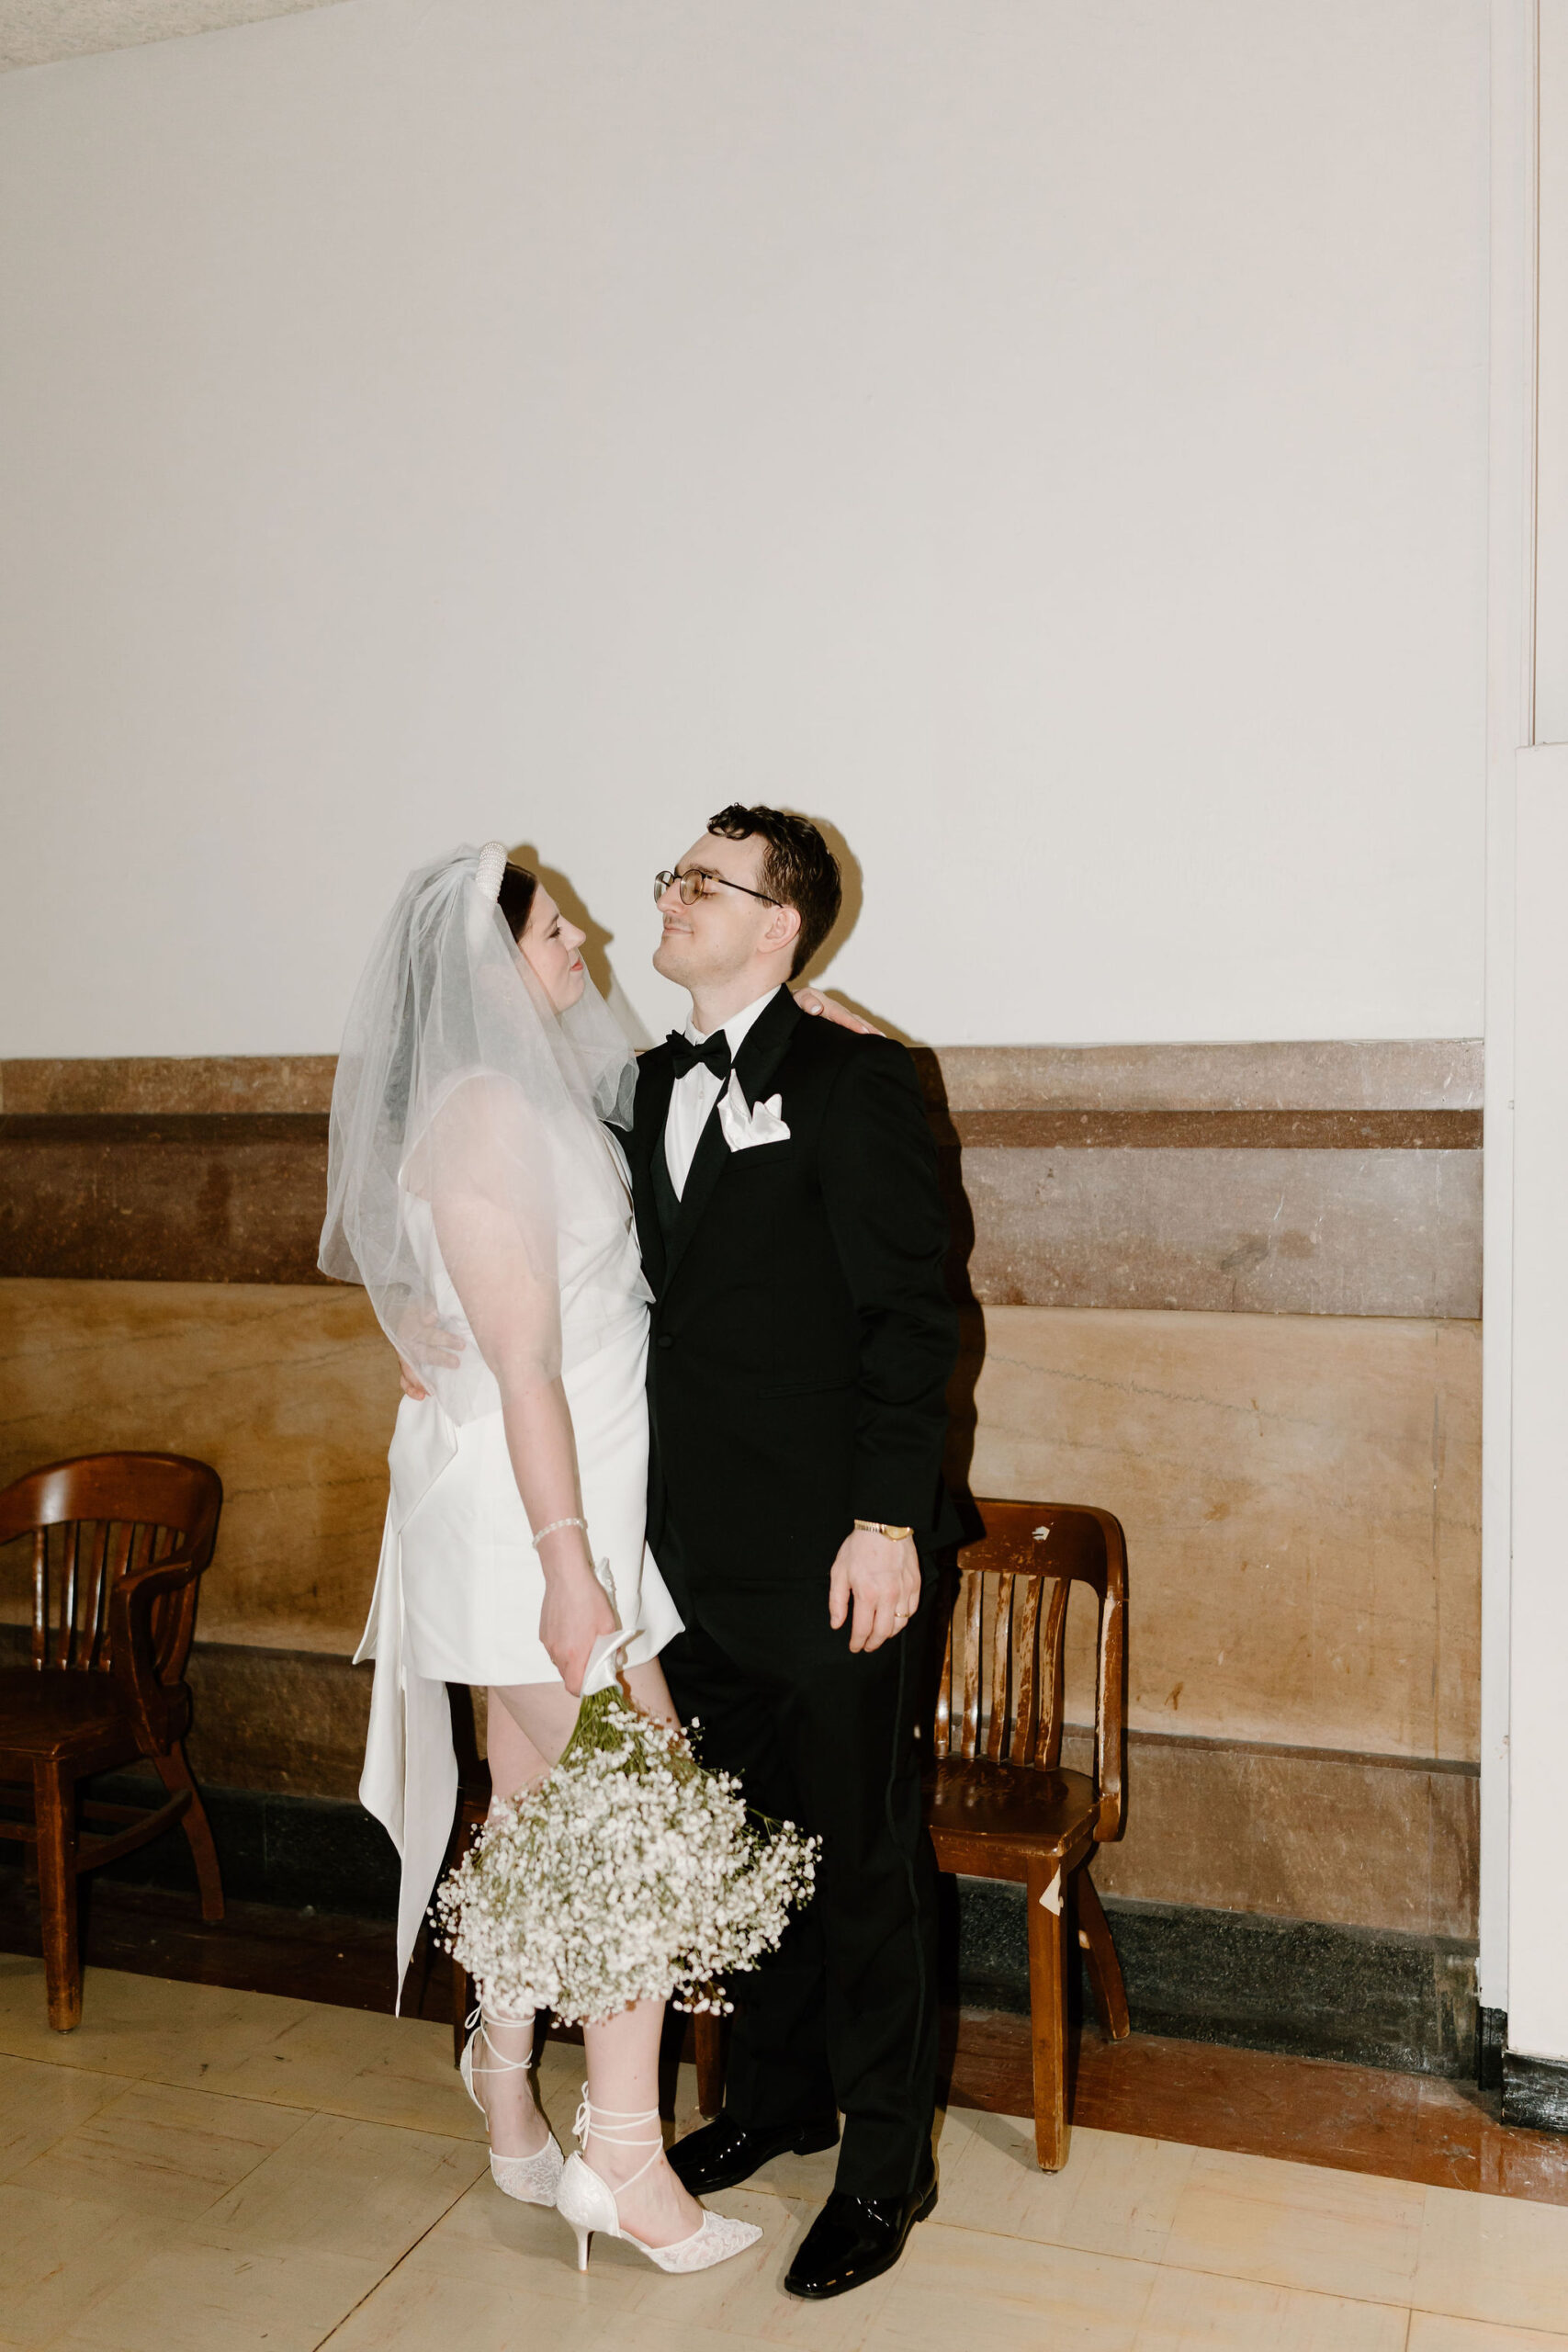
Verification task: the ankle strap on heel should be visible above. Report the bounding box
[573,2087,666,2195]
[466,2003,537,2077]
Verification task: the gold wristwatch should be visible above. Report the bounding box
[854,1518,914,1542]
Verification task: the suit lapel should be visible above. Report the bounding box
[630,1051,674,1294]
[732,985,803,1110]
[661,986,803,1290]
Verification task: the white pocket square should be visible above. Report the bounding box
[717,1071,791,1152]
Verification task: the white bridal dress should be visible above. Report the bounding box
[355,1122,682,1993]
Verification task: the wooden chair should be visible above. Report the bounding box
[690,1498,1132,2168]
[0,1453,225,2030]
[925,1498,1130,2168]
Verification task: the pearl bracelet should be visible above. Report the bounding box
[530,1516,588,1550]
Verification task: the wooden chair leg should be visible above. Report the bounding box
[1025,1855,1070,2170]
[1075,1866,1130,2041]
[693,2009,725,2116]
[33,1761,82,2032]
[154,1746,224,1925]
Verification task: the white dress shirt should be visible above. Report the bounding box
[663,988,780,1199]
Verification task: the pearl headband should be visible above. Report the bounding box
[468,840,509,948]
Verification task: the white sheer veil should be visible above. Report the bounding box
[319,843,640,1421]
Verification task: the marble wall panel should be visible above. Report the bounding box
[1,1283,1481,1766]
[1,1116,328,1283]
[919,1037,1484,1114]
[0,1278,392,1652]
[3,1047,1483,1317]
[1063,1730,1478,1939]
[1,1039,1483,1116]
[958,1304,1481,1760]
[0,1278,1483,1929]
[3,1115,1482,1317]
[952,1146,1482,1318]
[0,1056,337,1114]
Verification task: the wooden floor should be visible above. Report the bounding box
[6,1951,1568,2352]
[4,1872,1567,2213]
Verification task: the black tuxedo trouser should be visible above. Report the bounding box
[656,1529,940,2201]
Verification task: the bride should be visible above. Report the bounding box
[321,842,857,2276]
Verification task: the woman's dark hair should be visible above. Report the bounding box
[705,804,842,977]
[495,861,538,944]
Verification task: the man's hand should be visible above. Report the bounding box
[829,1526,920,1653]
[536,1542,618,1696]
[795,989,884,1036]
[393,1312,467,1403]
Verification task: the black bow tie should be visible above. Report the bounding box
[667,1030,733,1083]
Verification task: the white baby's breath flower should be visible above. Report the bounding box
[436,1691,818,2026]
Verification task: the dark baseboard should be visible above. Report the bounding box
[72,1769,400,1920]
[1479,2003,1507,2093]
[32,1777,1481,2082]
[953,1878,1479,2080]
[1503,2049,1568,2133]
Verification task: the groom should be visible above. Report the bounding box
[635,806,960,2300]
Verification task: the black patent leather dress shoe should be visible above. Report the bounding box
[784,2161,938,2299]
[666,2113,840,2196]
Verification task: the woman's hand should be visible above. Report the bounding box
[794,988,884,1036]
[536,1539,618,1696]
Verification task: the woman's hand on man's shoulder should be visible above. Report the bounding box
[794,989,884,1036]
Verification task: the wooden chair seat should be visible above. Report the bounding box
[0,1453,225,2031]
[0,1667,141,1762]
[922,1756,1097,1876]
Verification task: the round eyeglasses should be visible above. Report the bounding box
[653,866,778,909]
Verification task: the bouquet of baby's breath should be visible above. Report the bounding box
[437,1689,818,2027]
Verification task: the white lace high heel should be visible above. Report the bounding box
[459,2006,564,2207]
[555,2087,763,2275]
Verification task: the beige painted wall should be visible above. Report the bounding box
[0,1280,1479,1767]
[0,0,1490,1056]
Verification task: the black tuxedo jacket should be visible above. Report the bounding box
[628,986,960,1586]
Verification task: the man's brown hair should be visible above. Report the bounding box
[705,804,842,979]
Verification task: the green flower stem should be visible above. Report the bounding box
[561,1693,802,1841]
[562,1688,697,1781]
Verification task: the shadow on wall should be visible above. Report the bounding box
[795,812,986,1529]
[792,815,921,1044]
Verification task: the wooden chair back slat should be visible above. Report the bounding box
[72,1524,107,1671]
[1009,1576,1042,1764]
[59,1524,80,1669]
[935,1499,1129,1841]
[960,1570,984,1761]
[983,1571,1014,1760]
[1035,1576,1071,1770]
[31,1530,48,1668]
